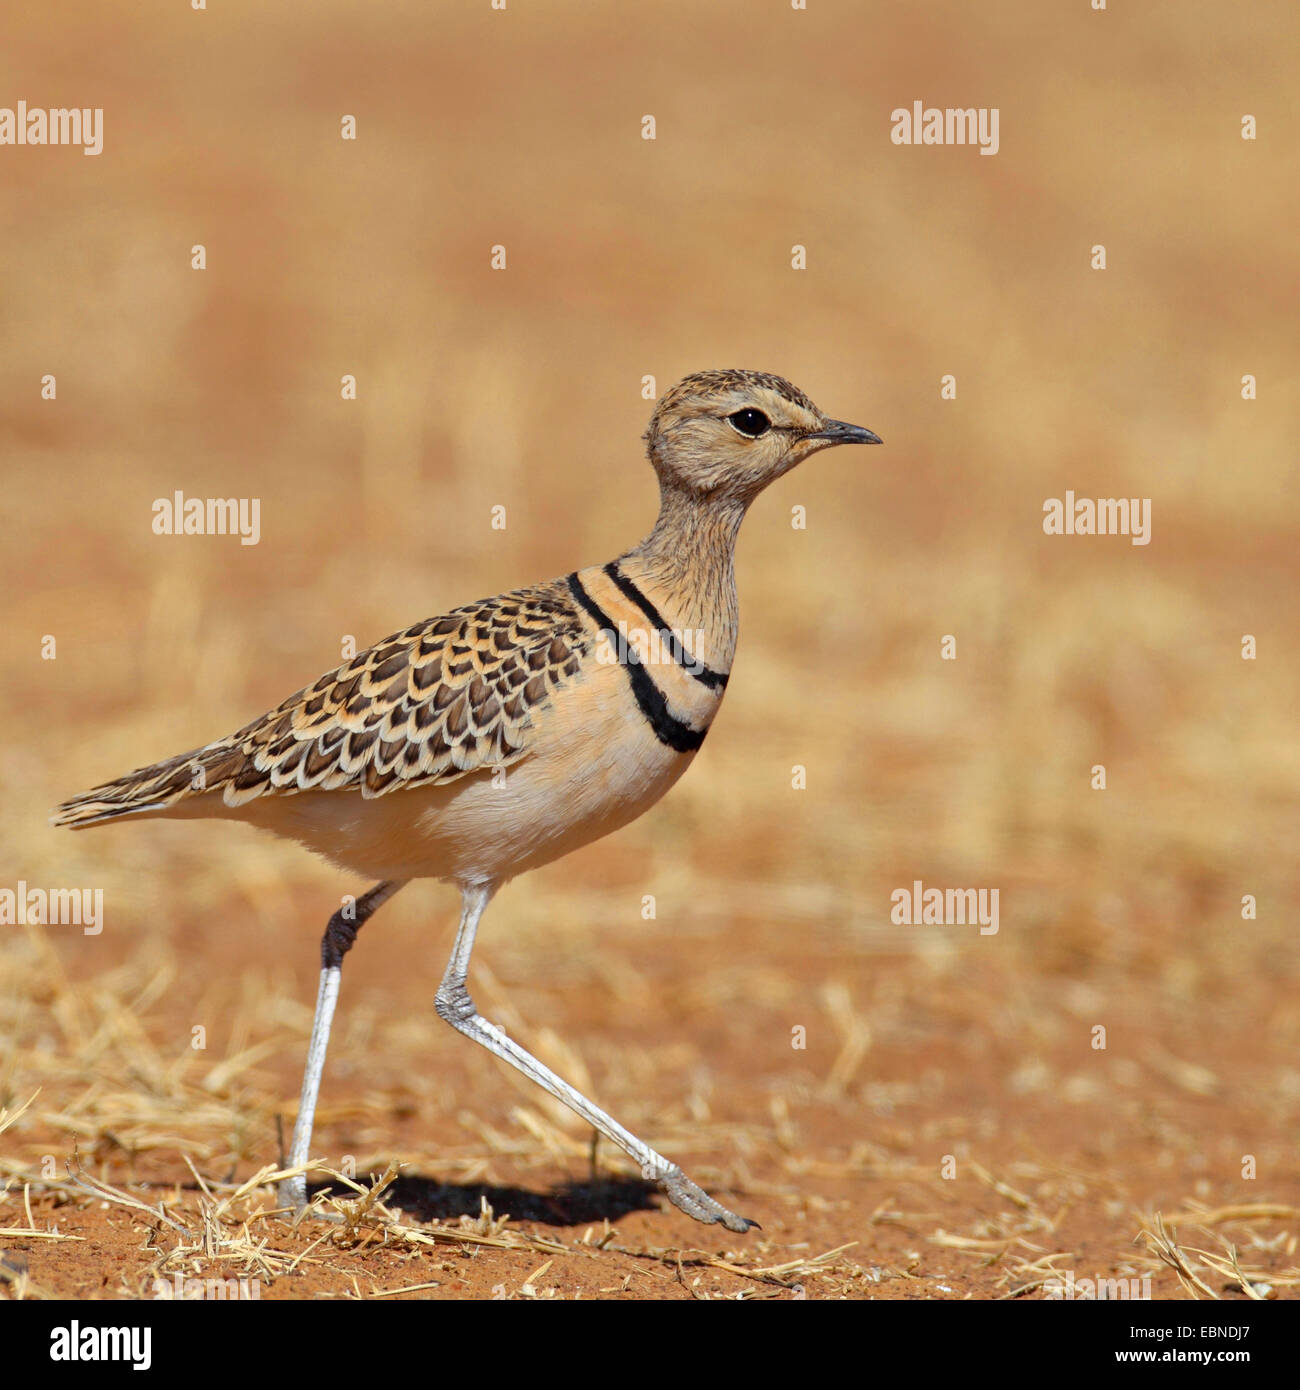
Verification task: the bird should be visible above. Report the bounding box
[51,369,882,1234]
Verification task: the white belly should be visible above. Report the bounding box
[233,659,701,886]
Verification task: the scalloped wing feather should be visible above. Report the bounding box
[51,580,593,825]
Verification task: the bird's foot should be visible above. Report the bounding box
[275,1176,344,1225]
[276,1176,307,1214]
[658,1165,758,1234]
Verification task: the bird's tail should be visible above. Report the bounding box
[50,744,236,828]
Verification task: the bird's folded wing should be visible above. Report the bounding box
[52,580,593,824]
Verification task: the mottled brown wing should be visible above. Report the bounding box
[52,579,593,824]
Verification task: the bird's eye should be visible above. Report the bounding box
[727,408,771,438]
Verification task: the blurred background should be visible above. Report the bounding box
[2,0,1298,1297]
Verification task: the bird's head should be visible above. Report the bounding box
[643,369,881,504]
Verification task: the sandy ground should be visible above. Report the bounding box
[3,858,1298,1301]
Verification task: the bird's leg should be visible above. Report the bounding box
[278,879,407,1212]
[435,884,756,1234]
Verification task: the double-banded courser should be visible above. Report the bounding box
[53,369,881,1233]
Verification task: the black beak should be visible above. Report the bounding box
[809,419,883,446]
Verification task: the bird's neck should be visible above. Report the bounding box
[619,483,745,665]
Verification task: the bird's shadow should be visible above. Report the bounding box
[311,1173,662,1229]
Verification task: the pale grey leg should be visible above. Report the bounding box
[278,879,407,1211]
[435,884,755,1234]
